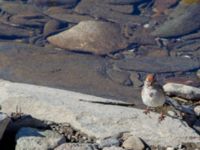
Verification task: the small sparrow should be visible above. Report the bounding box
[141,74,166,122]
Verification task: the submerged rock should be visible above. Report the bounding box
[115,57,200,73]
[152,0,200,37]
[48,21,128,55]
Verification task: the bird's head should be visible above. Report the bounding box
[145,74,155,86]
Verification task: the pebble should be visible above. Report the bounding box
[122,135,145,150]
[194,105,200,116]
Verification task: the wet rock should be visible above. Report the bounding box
[122,135,145,150]
[102,0,143,5]
[194,105,200,116]
[163,76,200,87]
[15,127,65,150]
[106,69,132,86]
[55,143,97,150]
[10,12,48,28]
[152,1,200,37]
[49,13,94,24]
[0,113,10,140]
[75,0,148,25]
[163,83,200,100]
[130,72,143,88]
[48,20,128,55]
[115,57,200,73]
[43,20,67,37]
[97,137,120,148]
[0,80,199,147]
[103,147,125,150]
[0,2,41,15]
[0,24,34,38]
[45,7,72,15]
[28,0,79,7]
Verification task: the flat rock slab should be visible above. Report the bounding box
[115,57,200,73]
[0,80,199,146]
[0,42,141,105]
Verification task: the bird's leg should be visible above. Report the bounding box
[158,112,166,123]
[143,107,151,114]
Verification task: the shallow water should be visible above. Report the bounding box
[0,0,199,106]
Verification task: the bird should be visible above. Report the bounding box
[141,74,166,122]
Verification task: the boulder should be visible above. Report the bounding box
[48,21,128,55]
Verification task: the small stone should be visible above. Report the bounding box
[122,135,145,150]
[97,137,120,149]
[167,111,177,117]
[166,147,175,150]
[194,105,200,116]
[130,72,143,88]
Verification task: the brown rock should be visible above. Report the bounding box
[47,20,128,55]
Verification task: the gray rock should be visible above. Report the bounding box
[15,127,65,150]
[122,135,145,150]
[163,83,200,100]
[48,20,128,55]
[55,143,97,150]
[152,1,200,37]
[0,2,40,15]
[0,113,10,140]
[115,57,200,73]
[9,12,48,28]
[103,146,125,150]
[28,0,78,7]
[97,137,120,148]
[0,80,199,146]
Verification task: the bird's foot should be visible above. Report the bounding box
[143,108,151,115]
[158,113,165,123]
